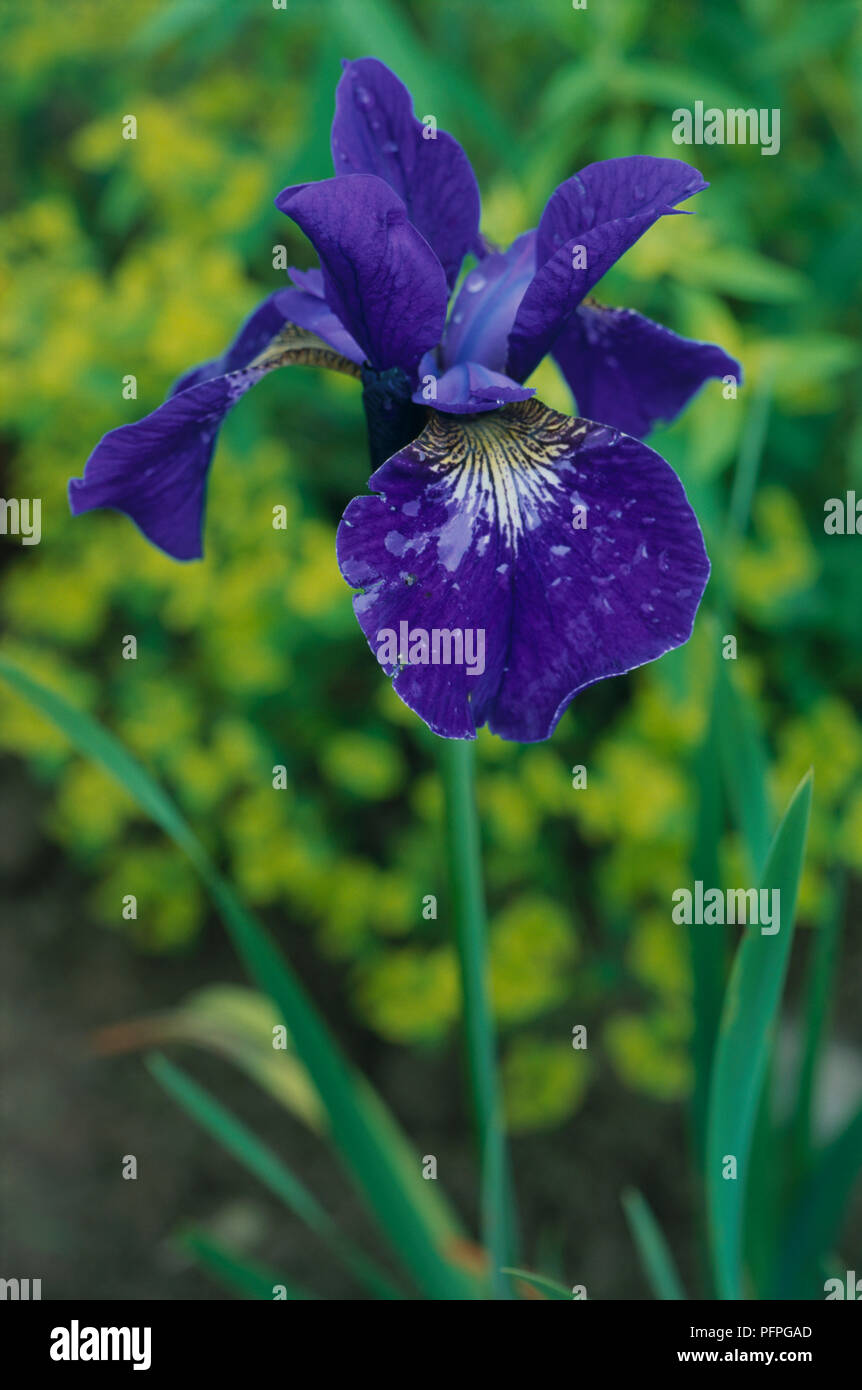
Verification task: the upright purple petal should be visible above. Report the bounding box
[70,311,361,561]
[276,174,448,375]
[287,265,325,296]
[412,361,533,415]
[535,157,708,268]
[330,57,481,288]
[274,287,366,366]
[554,303,742,438]
[507,157,708,382]
[337,398,709,742]
[441,231,536,374]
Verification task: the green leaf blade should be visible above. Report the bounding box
[148,1053,403,1300]
[178,1227,312,1302]
[706,770,813,1300]
[622,1189,686,1300]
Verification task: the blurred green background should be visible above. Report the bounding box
[1,0,860,1298]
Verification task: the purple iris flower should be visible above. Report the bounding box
[69,57,741,743]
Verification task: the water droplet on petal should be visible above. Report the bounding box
[355,85,373,107]
[466,272,486,293]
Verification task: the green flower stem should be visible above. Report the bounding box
[440,735,514,1299]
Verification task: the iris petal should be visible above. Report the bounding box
[554,302,742,438]
[273,287,366,366]
[330,57,481,288]
[69,313,361,561]
[287,266,324,296]
[337,397,710,742]
[535,156,708,267]
[507,156,708,382]
[276,174,448,375]
[441,230,536,373]
[413,361,534,415]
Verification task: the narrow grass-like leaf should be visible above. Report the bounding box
[773,1100,862,1299]
[728,367,774,538]
[790,873,845,1175]
[500,1268,572,1301]
[688,665,727,1168]
[716,661,771,876]
[178,1227,311,1301]
[94,985,324,1131]
[709,366,772,611]
[742,1081,783,1298]
[716,663,780,1295]
[621,1189,686,1300]
[148,1053,402,1300]
[706,770,813,1299]
[0,656,479,1301]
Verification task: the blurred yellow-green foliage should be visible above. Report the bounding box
[1,0,860,1131]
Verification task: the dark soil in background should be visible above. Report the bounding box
[1,757,859,1301]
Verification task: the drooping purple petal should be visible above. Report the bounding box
[412,361,534,415]
[330,56,481,288]
[554,302,742,438]
[441,231,536,374]
[507,157,708,382]
[70,377,246,561]
[276,174,448,375]
[337,398,710,742]
[70,315,361,561]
